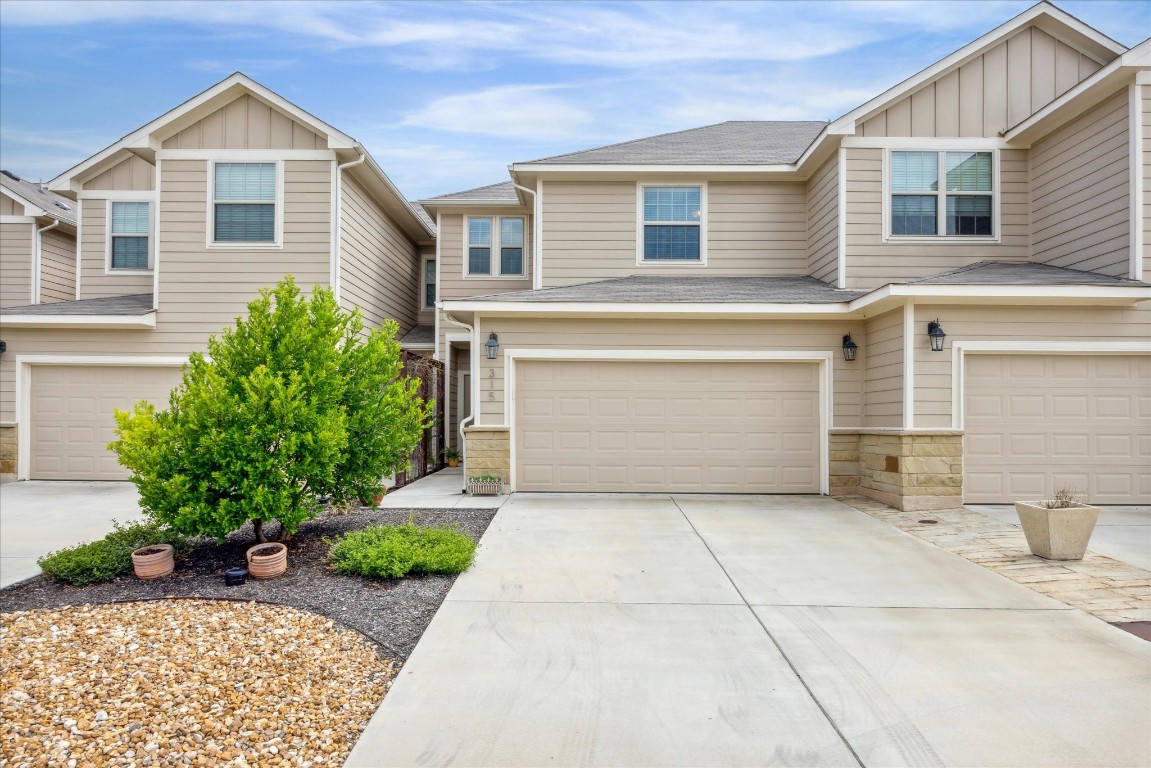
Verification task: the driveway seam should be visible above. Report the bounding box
[669,496,866,768]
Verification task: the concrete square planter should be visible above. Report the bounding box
[1015,501,1100,560]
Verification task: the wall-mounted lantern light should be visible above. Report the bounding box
[485,332,500,360]
[927,320,947,352]
[0,340,6,355]
[841,333,858,362]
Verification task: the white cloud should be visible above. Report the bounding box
[400,85,595,141]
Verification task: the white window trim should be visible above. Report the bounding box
[636,181,708,266]
[421,254,437,309]
[105,199,155,274]
[883,149,1000,244]
[205,159,284,249]
[463,215,527,279]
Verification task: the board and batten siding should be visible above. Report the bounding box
[154,158,331,343]
[859,27,1104,138]
[0,221,33,308]
[1,195,20,216]
[77,198,153,300]
[84,155,155,192]
[863,308,904,428]
[161,94,324,151]
[1031,89,1130,276]
[338,175,419,333]
[39,227,76,303]
[540,180,808,287]
[912,304,1151,429]
[473,317,862,429]
[806,156,839,283]
[843,147,1029,290]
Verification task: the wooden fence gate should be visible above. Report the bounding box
[393,351,445,489]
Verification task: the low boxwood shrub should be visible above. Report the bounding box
[37,520,189,586]
[328,523,476,579]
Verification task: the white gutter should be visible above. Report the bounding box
[331,149,367,303]
[442,311,475,492]
[510,181,541,289]
[32,218,60,304]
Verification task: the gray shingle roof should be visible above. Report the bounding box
[407,201,436,232]
[0,294,154,315]
[398,325,435,347]
[904,261,1150,286]
[519,121,827,166]
[0,171,77,225]
[462,275,863,304]
[424,181,519,202]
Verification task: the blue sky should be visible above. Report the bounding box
[1,0,1147,200]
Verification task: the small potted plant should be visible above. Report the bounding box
[467,475,503,496]
[131,544,175,580]
[1015,486,1100,561]
[444,448,460,468]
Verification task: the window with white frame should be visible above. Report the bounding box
[423,258,436,307]
[890,150,993,237]
[466,216,524,276]
[110,201,150,269]
[642,185,702,261]
[213,162,276,242]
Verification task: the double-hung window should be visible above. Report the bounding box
[890,151,994,237]
[213,162,276,243]
[424,258,437,307]
[641,185,703,261]
[110,201,150,270]
[466,216,525,277]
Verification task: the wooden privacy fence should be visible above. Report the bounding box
[392,351,445,489]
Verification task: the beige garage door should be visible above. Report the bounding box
[515,360,821,493]
[965,354,1151,504]
[30,365,183,480]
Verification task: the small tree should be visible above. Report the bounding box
[110,276,432,542]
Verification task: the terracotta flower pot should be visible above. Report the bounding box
[446,457,459,468]
[246,542,288,579]
[131,544,174,580]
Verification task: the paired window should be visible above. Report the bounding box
[424,258,436,307]
[466,217,524,277]
[890,151,993,237]
[642,185,702,261]
[213,162,276,243]
[110,201,150,270]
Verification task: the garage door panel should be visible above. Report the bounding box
[515,360,820,493]
[964,355,1149,504]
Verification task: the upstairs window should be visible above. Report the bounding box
[890,151,993,237]
[424,258,436,307]
[213,162,276,243]
[466,216,525,277]
[642,185,703,261]
[110,201,150,270]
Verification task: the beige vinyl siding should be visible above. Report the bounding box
[0,221,34,307]
[843,147,1029,290]
[1031,90,1130,276]
[859,27,1103,138]
[78,198,153,299]
[39,227,76,303]
[1,195,19,215]
[437,211,533,301]
[161,94,324,150]
[155,158,331,341]
[84,154,155,191]
[912,304,1151,429]
[473,317,861,429]
[806,156,839,283]
[863,308,903,428]
[338,175,418,333]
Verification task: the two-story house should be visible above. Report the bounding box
[425,2,1151,509]
[0,74,435,481]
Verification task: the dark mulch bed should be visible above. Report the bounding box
[0,507,495,662]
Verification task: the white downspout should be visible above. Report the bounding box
[443,311,475,492]
[33,218,60,304]
[511,181,541,289]
[332,148,366,304]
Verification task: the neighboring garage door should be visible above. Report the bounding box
[515,360,821,493]
[964,354,1151,504]
[30,365,184,480]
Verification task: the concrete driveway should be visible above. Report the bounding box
[346,493,1150,768]
[0,481,144,588]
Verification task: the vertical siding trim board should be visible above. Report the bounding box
[74,201,83,299]
[903,303,915,428]
[949,341,1151,430]
[502,348,834,494]
[1132,82,1145,280]
[153,160,162,308]
[15,355,187,480]
[837,147,847,288]
[534,178,544,289]
[434,211,442,360]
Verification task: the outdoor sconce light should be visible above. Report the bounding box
[927,320,947,352]
[842,334,858,362]
[0,340,6,355]
[485,332,500,360]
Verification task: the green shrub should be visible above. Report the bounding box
[37,520,189,586]
[328,524,476,579]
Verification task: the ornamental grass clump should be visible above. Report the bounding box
[37,520,189,586]
[328,523,476,579]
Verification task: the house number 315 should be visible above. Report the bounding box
[488,368,495,400]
